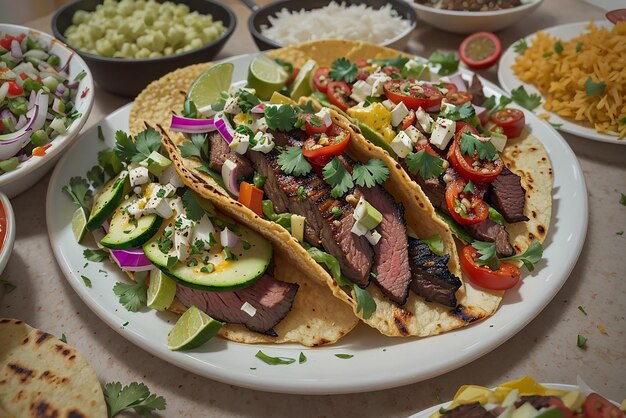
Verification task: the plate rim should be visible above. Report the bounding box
[46,53,588,395]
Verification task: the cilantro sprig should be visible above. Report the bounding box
[405,150,445,180]
[277,146,312,176]
[63,176,92,211]
[113,276,147,312]
[264,104,297,131]
[104,381,166,417]
[178,133,208,160]
[115,128,162,164]
[182,189,209,221]
[511,86,541,111]
[329,57,357,83]
[513,38,529,54]
[351,159,389,188]
[323,157,353,198]
[428,50,459,76]
[255,350,296,365]
[83,249,108,262]
[368,55,410,70]
[472,239,543,272]
[460,133,499,161]
[440,102,475,121]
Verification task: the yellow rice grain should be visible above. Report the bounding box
[512,22,626,139]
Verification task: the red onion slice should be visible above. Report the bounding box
[110,248,155,272]
[221,159,239,196]
[169,114,216,133]
[214,112,235,144]
[10,39,22,60]
[220,227,239,248]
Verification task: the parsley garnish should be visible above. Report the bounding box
[190,239,205,255]
[422,235,445,256]
[83,248,108,262]
[178,133,208,160]
[277,146,312,176]
[329,57,357,83]
[577,334,587,348]
[405,150,445,179]
[554,41,564,54]
[428,50,459,76]
[255,350,296,365]
[81,275,92,288]
[0,278,15,294]
[513,38,528,54]
[323,157,353,198]
[575,42,583,52]
[298,352,307,364]
[181,99,198,118]
[460,133,499,161]
[115,128,162,164]
[578,305,588,316]
[104,381,166,417]
[352,159,389,188]
[112,276,147,312]
[264,104,297,131]
[182,189,206,221]
[584,77,606,97]
[157,236,173,254]
[511,86,541,111]
[440,102,475,121]
[368,55,410,70]
[334,354,353,359]
[62,176,92,211]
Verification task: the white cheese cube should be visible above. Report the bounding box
[404,125,426,144]
[174,231,190,262]
[159,164,184,188]
[129,164,150,187]
[430,117,456,150]
[390,101,409,127]
[489,133,507,153]
[382,99,394,111]
[251,116,268,133]
[250,131,275,153]
[193,216,215,249]
[174,214,195,234]
[364,229,381,245]
[441,101,457,114]
[133,186,142,195]
[415,107,434,133]
[350,80,371,103]
[314,108,333,128]
[126,198,147,217]
[154,199,173,219]
[169,197,185,217]
[390,130,414,158]
[366,72,391,97]
[230,131,250,155]
[145,185,173,219]
[223,96,241,114]
[163,183,177,198]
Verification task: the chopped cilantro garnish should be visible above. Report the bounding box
[157,236,173,254]
[351,159,389,188]
[104,381,166,417]
[322,157,354,198]
[59,333,67,343]
[255,350,296,365]
[617,231,624,236]
[178,133,208,160]
[329,57,357,83]
[405,150,445,180]
[460,133,499,161]
[428,50,459,76]
[298,352,307,364]
[115,128,162,164]
[223,247,238,261]
[513,38,529,54]
[577,334,587,348]
[472,239,543,272]
[296,185,306,200]
[264,104,297,131]
[112,276,147,312]
[201,264,215,273]
[86,165,105,188]
[277,146,312,176]
[554,41,564,54]
[237,90,261,113]
[83,249,108,262]
[584,77,606,97]
[298,100,317,114]
[511,86,542,111]
[463,180,475,194]
[334,354,353,359]
[81,275,92,288]
[62,176,92,211]
[471,240,501,271]
[98,148,124,178]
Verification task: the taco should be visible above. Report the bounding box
[0,318,107,417]
[130,62,502,339]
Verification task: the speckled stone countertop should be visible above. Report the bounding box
[2,1,625,416]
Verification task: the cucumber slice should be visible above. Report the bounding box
[100,198,163,249]
[143,220,273,291]
[86,172,129,231]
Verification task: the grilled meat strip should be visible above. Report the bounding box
[407,237,461,307]
[487,167,529,223]
[469,74,487,106]
[465,219,515,257]
[176,274,299,334]
[208,131,254,180]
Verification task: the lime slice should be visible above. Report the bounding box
[166,305,223,351]
[71,207,88,243]
[288,59,316,100]
[247,55,289,100]
[147,269,176,311]
[187,63,234,109]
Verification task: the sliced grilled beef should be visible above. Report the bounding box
[404,165,447,209]
[268,129,306,147]
[464,219,515,257]
[442,402,495,418]
[487,167,529,223]
[175,274,299,334]
[407,237,461,307]
[208,131,254,180]
[357,186,412,305]
[515,396,557,409]
[470,74,487,106]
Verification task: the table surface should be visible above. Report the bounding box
[3,1,626,416]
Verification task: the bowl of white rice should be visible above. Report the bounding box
[247,0,417,51]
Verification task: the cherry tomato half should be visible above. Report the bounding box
[0,33,25,50]
[461,245,521,290]
[459,32,502,70]
[5,81,24,97]
[326,81,355,112]
[312,67,330,93]
[450,125,504,183]
[445,91,473,106]
[584,393,624,418]
[383,80,443,111]
[299,113,328,136]
[490,108,525,139]
[445,178,489,225]
[442,82,458,94]
[302,123,351,166]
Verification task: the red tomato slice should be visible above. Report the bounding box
[451,126,504,183]
[383,80,443,111]
[299,113,328,136]
[326,81,355,112]
[401,109,416,131]
[442,82,458,94]
[461,245,520,290]
[459,32,502,70]
[445,91,473,106]
[490,108,525,139]
[445,178,489,225]
[302,123,351,166]
[312,67,330,93]
[285,67,300,87]
[584,393,624,418]
[6,81,24,96]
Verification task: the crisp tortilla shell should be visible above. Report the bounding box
[0,319,107,418]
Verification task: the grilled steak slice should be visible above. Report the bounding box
[464,219,515,257]
[443,402,495,418]
[487,167,529,223]
[407,237,461,307]
[405,165,447,209]
[470,74,487,106]
[515,396,558,409]
[358,186,412,305]
[176,275,299,334]
[208,131,254,180]
[268,128,306,147]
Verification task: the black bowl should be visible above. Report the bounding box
[247,0,417,51]
[52,0,236,97]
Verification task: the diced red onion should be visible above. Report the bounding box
[221,159,239,197]
[0,91,48,159]
[251,103,265,114]
[214,112,234,144]
[15,115,27,130]
[446,73,468,92]
[220,227,239,248]
[169,114,216,133]
[60,51,74,75]
[110,248,155,272]
[10,40,22,60]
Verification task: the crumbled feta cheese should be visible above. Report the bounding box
[404,125,426,144]
[251,116,268,133]
[415,107,433,133]
[230,131,250,155]
[159,165,184,188]
[315,108,333,128]
[350,80,372,103]
[169,197,185,217]
[223,97,241,114]
[441,100,457,114]
[174,232,190,261]
[390,101,409,127]
[193,216,215,250]
[366,72,391,97]
[429,117,456,150]
[127,198,147,217]
[390,130,413,158]
[129,164,150,187]
[145,185,173,219]
[163,183,177,198]
[240,302,257,317]
[382,99,394,111]
[404,58,423,71]
[250,131,275,153]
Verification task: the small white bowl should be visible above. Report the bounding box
[0,192,15,276]
[408,0,544,34]
[0,23,94,198]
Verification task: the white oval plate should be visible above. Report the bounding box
[498,20,623,145]
[46,53,587,395]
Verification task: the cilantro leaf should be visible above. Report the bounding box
[428,50,459,76]
[112,277,146,312]
[62,176,92,211]
[182,189,206,222]
[460,133,498,161]
[134,127,162,161]
[577,334,587,348]
[306,246,341,280]
[440,102,475,121]
[335,354,354,359]
[323,157,353,198]
[511,86,541,111]
[98,148,124,178]
[298,100,317,114]
[0,278,16,294]
[178,133,208,160]
[114,130,137,164]
[83,248,108,262]
[329,57,357,83]
[502,239,543,271]
[471,241,501,271]
[298,352,307,363]
[81,275,92,288]
[237,90,261,113]
[482,95,497,110]
[554,41,564,54]
[352,284,376,319]
[352,159,389,187]
[405,150,445,180]
[255,350,296,365]
[488,95,513,115]
[422,235,445,256]
[463,180,475,194]
[513,38,528,54]
[264,104,297,131]
[181,99,198,118]
[584,76,606,98]
[368,55,410,70]
[104,381,166,417]
[87,165,105,189]
[277,146,312,176]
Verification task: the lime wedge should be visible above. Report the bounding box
[147,269,176,311]
[247,55,289,100]
[187,63,234,109]
[288,59,316,100]
[71,207,88,243]
[167,305,223,351]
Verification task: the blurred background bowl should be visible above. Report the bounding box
[0,23,94,198]
[246,0,417,51]
[51,0,236,97]
[0,192,16,278]
[408,0,544,34]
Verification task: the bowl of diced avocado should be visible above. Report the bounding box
[51,0,237,97]
[0,23,94,198]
